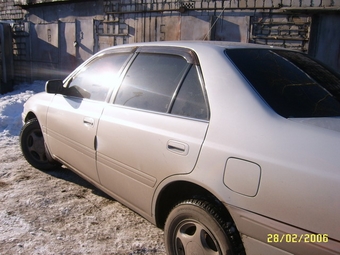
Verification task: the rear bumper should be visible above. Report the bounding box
[225,204,340,255]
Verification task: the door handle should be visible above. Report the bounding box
[167,140,189,155]
[83,117,94,126]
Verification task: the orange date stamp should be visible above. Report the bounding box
[267,234,328,243]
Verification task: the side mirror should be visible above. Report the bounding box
[45,80,64,94]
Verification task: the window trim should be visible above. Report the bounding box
[112,103,210,123]
[196,65,211,120]
[136,46,200,65]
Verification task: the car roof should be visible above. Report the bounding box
[100,40,281,53]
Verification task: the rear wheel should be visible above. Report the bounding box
[164,199,245,255]
[20,118,60,170]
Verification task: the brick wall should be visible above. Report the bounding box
[1,0,338,23]
[102,0,338,12]
[0,1,27,85]
[99,0,339,50]
[1,0,339,82]
[0,0,26,20]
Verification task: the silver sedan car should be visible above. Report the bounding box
[20,41,340,255]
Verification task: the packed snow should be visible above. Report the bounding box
[0,81,165,254]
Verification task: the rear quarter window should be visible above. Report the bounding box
[171,65,208,120]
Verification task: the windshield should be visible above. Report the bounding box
[225,49,340,118]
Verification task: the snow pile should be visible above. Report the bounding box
[0,81,45,168]
[0,81,44,140]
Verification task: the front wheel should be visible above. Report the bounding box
[164,199,245,255]
[20,118,60,170]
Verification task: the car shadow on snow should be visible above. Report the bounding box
[44,165,114,201]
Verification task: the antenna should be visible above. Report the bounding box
[203,4,228,41]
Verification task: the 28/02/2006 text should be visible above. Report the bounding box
[267,234,328,243]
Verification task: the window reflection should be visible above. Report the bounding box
[65,53,131,101]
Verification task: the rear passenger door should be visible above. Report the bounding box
[96,47,209,215]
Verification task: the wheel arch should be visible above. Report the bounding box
[154,180,231,229]
[22,111,59,166]
[24,111,38,123]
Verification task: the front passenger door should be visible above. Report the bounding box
[46,51,132,182]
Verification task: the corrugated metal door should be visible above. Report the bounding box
[180,16,210,40]
[75,19,94,62]
[30,19,94,80]
[211,16,250,42]
[59,21,77,77]
[30,23,59,80]
[59,19,94,77]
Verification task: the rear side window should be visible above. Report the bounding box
[115,53,188,112]
[226,49,340,118]
[115,52,209,120]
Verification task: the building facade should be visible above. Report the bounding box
[1,0,340,85]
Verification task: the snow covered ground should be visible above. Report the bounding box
[0,81,43,148]
[0,81,165,254]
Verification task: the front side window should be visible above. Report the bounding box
[226,49,340,118]
[115,53,189,112]
[64,53,131,101]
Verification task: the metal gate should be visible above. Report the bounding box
[250,14,311,52]
[0,22,14,94]
[309,14,340,72]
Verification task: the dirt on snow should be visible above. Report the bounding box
[0,140,165,255]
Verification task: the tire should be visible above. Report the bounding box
[20,118,60,171]
[164,199,245,255]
